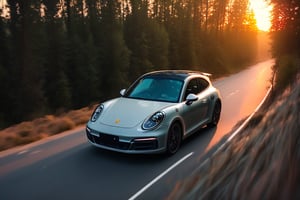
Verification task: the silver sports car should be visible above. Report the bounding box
[86,70,221,155]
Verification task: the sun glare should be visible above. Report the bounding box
[250,0,273,32]
[0,0,8,18]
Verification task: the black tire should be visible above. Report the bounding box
[208,100,221,127]
[166,122,182,155]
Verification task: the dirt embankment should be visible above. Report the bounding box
[0,106,96,151]
[169,78,300,199]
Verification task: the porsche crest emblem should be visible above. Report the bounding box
[115,119,120,124]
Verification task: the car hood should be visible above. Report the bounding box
[99,97,173,128]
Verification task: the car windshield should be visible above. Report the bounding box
[126,77,184,103]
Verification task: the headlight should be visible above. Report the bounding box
[90,104,104,122]
[142,111,165,130]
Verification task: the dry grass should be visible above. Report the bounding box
[168,77,300,199]
[0,105,96,151]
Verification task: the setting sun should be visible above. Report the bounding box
[250,0,273,32]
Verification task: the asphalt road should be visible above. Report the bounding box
[0,59,274,200]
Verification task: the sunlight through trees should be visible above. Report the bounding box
[0,0,258,128]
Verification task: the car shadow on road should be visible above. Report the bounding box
[84,125,217,165]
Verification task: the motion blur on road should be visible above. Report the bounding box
[169,73,300,200]
[0,60,274,200]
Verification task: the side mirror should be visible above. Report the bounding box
[186,93,198,105]
[120,89,126,96]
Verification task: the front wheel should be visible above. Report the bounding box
[208,100,221,127]
[166,122,182,155]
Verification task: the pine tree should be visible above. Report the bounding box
[271,0,300,56]
[0,16,11,127]
[124,0,153,81]
[99,0,130,98]
[6,0,47,121]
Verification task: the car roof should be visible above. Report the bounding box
[143,70,211,81]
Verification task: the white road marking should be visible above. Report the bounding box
[226,90,239,98]
[17,149,42,156]
[17,150,28,155]
[30,150,42,155]
[128,152,194,200]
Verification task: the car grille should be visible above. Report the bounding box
[86,129,158,151]
[87,131,130,150]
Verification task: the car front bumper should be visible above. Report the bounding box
[86,126,167,154]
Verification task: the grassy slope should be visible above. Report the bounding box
[0,106,96,151]
[168,76,300,199]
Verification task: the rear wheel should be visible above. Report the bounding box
[208,100,221,127]
[166,122,182,155]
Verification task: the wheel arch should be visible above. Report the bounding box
[165,118,184,155]
[168,117,185,139]
[214,98,222,108]
[208,97,222,127]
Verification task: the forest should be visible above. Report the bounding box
[0,0,260,128]
[270,0,300,92]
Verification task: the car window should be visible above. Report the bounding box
[127,77,183,103]
[197,78,209,92]
[184,79,199,99]
[184,78,209,100]
[129,78,153,97]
